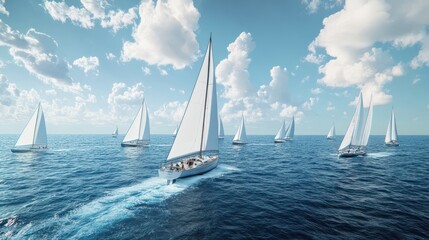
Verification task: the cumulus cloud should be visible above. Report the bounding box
[279,104,304,122]
[326,102,336,111]
[0,0,9,15]
[311,87,322,95]
[0,20,82,92]
[153,100,187,122]
[121,0,200,69]
[301,0,343,14]
[216,32,254,99]
[258,66,289,104]
[142,66,151,75]
[43,0,137,33]
[108,82,144,107]
[73,56,99,75]
[0,74,19,106]
[106,52,115,60]
[302,97,319,110]
[308,0,428,105]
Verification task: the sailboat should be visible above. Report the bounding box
[232,115,248,145]
[274,120,286,143]
[112,126,118,138]
[338,92,373,157]
[172,125,178,138]
[11,103,48,153]
[218,115,224,139]
[121,99,150,147]
[385,108,399,146]
[158,35,219,184]
[327,124,336,140]
[284,116,295,141]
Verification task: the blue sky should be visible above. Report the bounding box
[0,0,428,135]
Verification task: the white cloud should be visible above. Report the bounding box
[412,77,420,85]
[0,20,82,93]
[0,0,9,15]
[219,98,264,123]
[305,53,324,64]
[73,56,99,75]
[311,87,322,95]
[153,100,187,122]
[309,0,429,105]
[326,102,335,111]
[0,74,19,106]
[216,32,254,99]
[302,97,319,110]
[121,0,200,69]
[108,82,144,107]
[301,0,343,14]
[142,66,151,75]
[410,36,429,69]
[106,52,116,60]
[45,89,57,96]
[279,104,304,122]
[257,66,289,104]
[43,0,137,33]
[158,67,168,76]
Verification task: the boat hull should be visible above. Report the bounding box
[274,139,286,143]
[159,156,219,182]
[121,141,149,147]
[232,140,247,145]
[338,149,367,158]
[327,137,335,140]
[11,147,48,153]
[385,141,399,146]
[284,138,293,141]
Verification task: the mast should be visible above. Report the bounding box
[199,34,212,157]
[32,103,41,147]
[137,100,144,142]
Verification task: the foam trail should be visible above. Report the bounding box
[368,152,394,158]
[16,164,238,239]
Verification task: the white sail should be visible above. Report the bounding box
[173,125,178,137]
[123,100,150,143]
[385,108,398,143]
[113,126,118,136]
[327,124,335,139]
[233,115,248,142]
[167,38,218,161]
[351,93,364,146]
[274,120,286,140]
[339,92,363,151]
[285,116,295,139]
[218,115,224,138]
[15,103,47,148]
[391,109,398,141]
[360,96,373,146]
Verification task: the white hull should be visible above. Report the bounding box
[11,146,48,153]
[284,137,293,141]
[385,141,399,146]
[121,141,149,147]
[338,148,367,158]
[159,156,218,184]
[232,140,247,145]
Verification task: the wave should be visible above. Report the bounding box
[15,164,239,239]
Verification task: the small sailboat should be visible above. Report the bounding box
[158,35,219,184]
[274,120,286,143]
[327,124,336,140]
[112,126,118,138]
[11,103,48,153]
[338,92,373,157]
[284,116,295,141]
[385,108,399,146]
[218,115,224,139]
[121,99,150,147]
[232,115,248,145]
[172,125,178,138]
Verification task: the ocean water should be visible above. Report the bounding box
[0,135,428,239]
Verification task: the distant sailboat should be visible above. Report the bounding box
[172,125,178,138]
[112,126,118,138]
[121,99,150,147]
[327,124,336,140]
[385,108,399,146]
[218,115,224,139]
[232,115,248,145]
[284,116,295,141]
[338,92,373,157]
[274,120,286,143]
[158,35,219,185]
[11,103,48,153]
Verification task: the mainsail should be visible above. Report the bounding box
[218,115,224,138]
[327,124,336,139]
[385,108,398,143]
[274,120,286,140]
[15,103,47,148]
[233,115,248,143]
[285,116,295,139]
[167,37,218,161]
[122,99,150,143]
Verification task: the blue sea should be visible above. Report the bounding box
[1,135,428,239]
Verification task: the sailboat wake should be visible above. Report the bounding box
[15,164,239,239]
[367,152,395,158]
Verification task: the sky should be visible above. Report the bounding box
[0,0,428,135]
